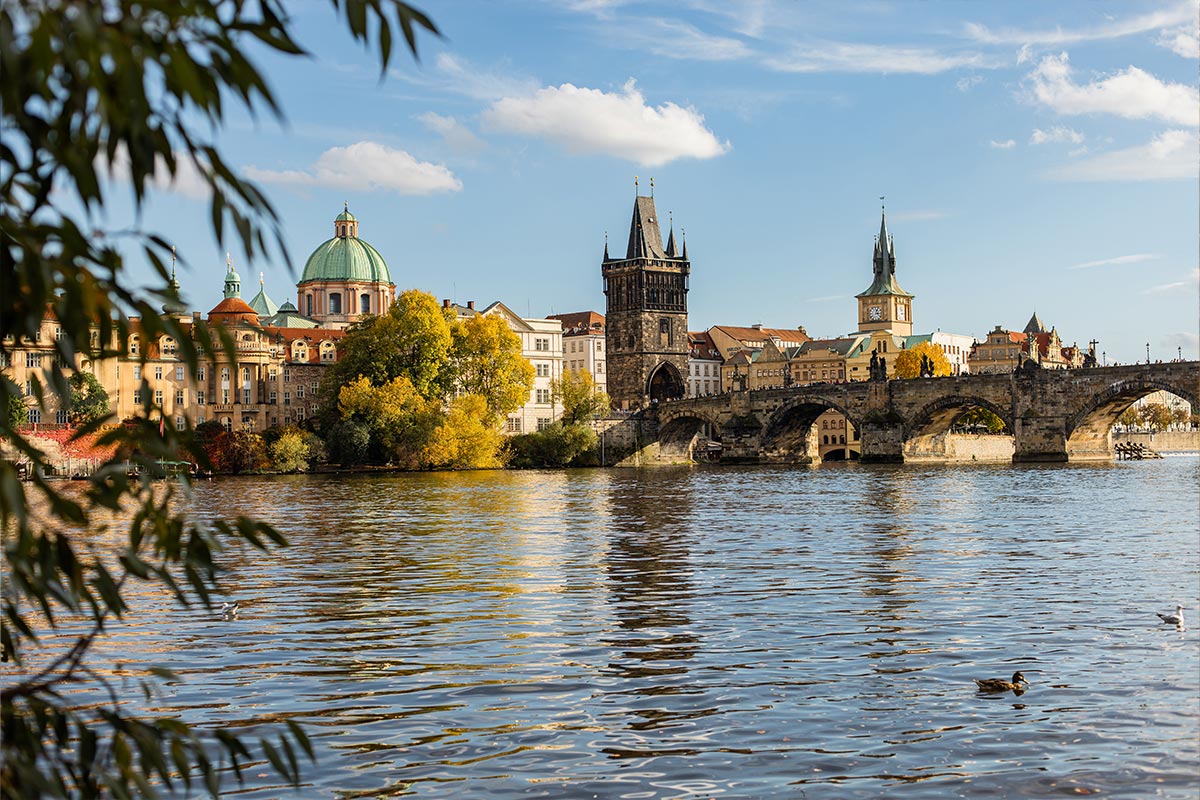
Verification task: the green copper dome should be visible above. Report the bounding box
[299,206,392,285]
[299,237,392,284]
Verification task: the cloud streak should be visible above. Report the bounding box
[481,79,729,167]
[766,41,997,74]
[1045,130,1198,182]
[965,3,1195,46]
[1068,253,1161,270]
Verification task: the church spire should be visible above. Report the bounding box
[603,231,610,262]
[625,193,665,260]
[665,211,677,257]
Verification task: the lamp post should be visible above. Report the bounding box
[1179,346,1183,362]
[1102,351,1106,366]
[1146,342,1150,364]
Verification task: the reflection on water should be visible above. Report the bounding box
[10,459,1199,798]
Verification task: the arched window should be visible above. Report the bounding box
[306,294,313,317]
[329,293,342,314]
[360,293,370,314]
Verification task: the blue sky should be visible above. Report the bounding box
[112,1,1198,364]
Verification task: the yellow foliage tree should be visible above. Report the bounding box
[552,368,611,424]
[449,313,535,422]
[338,375,440,466]
[421,394,504,469]
[893,341,952,379]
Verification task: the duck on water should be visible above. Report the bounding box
[975,671,1029,694]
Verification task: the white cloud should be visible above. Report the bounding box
[1046,130,1199,182]
[481,79,729,167]
[1162,331,1199,355]
[956,75,984,92]
[244,141,462,195]
[1144,268,1200,294]
[965,3,1195,45]
[990,139,1016,149]
[1027,53,1199,126]
[428,53,539,102]
[417,112,487,154]
[1158,25,1200,58]
[766,41,995,74]
[1067,253,1161,270]
[1030,126,1084,145]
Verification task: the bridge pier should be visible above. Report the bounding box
[1012,415,1071,462]
[859,415,905,463]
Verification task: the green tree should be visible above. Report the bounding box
[1117,406,1141,428]
[552,368,611,425]
[505,422,600,468]
[449,313,536,422]
[66,371,110,426]
[893,341,952,379]
[1,0,436,794]
[5,394,27,430]
[1138,402,1173,432]
[1171,405,1191,427]
[336,375,440,466]
[269,429,310,473]
[321,290,454,413]
[955,407,1007,433]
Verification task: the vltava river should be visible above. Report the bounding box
[78,459,1200,797]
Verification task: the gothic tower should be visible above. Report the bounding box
[602,189,690,410]
[856,209,914,337]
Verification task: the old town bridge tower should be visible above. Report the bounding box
[602,188,690,410]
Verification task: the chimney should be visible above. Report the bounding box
[467,301,475,310]
[751,323,763,330]
[443,298,451,309]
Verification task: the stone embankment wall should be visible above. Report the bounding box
[1112,430,1199,452]
[943,434,1015,462]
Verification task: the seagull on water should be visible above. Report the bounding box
[1156,604,1185,626]
[220,601,240,620]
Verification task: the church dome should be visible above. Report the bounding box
[299,205,393,286]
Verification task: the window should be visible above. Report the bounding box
[283,392,291,406]
[28,409,41,424]
[221,389,230,404]
[269,391,277,404]
[534,338,549,351]
[175,366,185,381]
[310,381,318,394]
[329,293,342,314]
[197,390,206,405]
[283,367,291,382]
[360,293,370,314]
[296,385,304,399]
[536,389,550,404]
[506,417,521,433]
[242,388,251,404]
[306,294,313,317]
[321,342,335,362]
[0,352,8,368]
[128,336,139,355]
[154,389,163,405]
[56,409,68,425]
[175,389,185,405]
[197,367,206,381]
[155,366,163,380]
[596,341,603,352]
[133,389,143,404]
[222,417,232,433]
[221,367,230,380]
[162,338,176,357]
[268,367,277,381]
[536,417,551,431]
[54,326,63,341]
[536,363,550,377]
[242,367,251,382]
[295,407,305,421]
[175,416,184,430]
[25,352,40,368]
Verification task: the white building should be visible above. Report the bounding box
[688,330,724,396]
[929,331,980,375]
[548,311,606,397]
[445,300,563,434]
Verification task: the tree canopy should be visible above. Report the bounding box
[553,368,611,425]
[450,313,536,422]
[1,0,437,794]
[893,341,952,379]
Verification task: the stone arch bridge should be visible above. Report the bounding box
[634,362,1198,464]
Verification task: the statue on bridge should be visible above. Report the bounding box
[869,350,887,381]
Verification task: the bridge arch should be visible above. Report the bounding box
[1066,376,1199,459]
[760,396,861,464]
[902,395,1014,463]
[657,411,724,462]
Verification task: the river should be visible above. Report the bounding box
[41,458,1200,797]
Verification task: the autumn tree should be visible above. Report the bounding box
[893,341,952,379]
[553,368,611,425]
[66,371,110,425]
[269,428,311,473]
[1,0,436,793]
[1138,402,1174,432]
[955,407,1007,433]
[449,313,535,422]
[420,394,505,469]
[336,375,440,467]
[1117,407,1141,428]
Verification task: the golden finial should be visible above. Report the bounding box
[634,175,639,194]
[650,176,654,196]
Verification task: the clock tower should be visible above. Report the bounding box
[856,209,913,336]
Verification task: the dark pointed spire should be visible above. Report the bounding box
[625,194,665,259]
[681,228,688,261]
[665,211,677,257]
[603,230,610,261]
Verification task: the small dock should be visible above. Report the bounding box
[1115,441,1163,460]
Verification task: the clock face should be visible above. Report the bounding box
[897,305,906,320]
[868,305,882,320]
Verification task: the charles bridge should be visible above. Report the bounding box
[615,362,1199,464]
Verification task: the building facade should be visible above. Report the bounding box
[602,192,690,409]
[549,311,607,397]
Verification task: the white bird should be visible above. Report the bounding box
[1155,604,1185,626]
[220,601,240,620]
